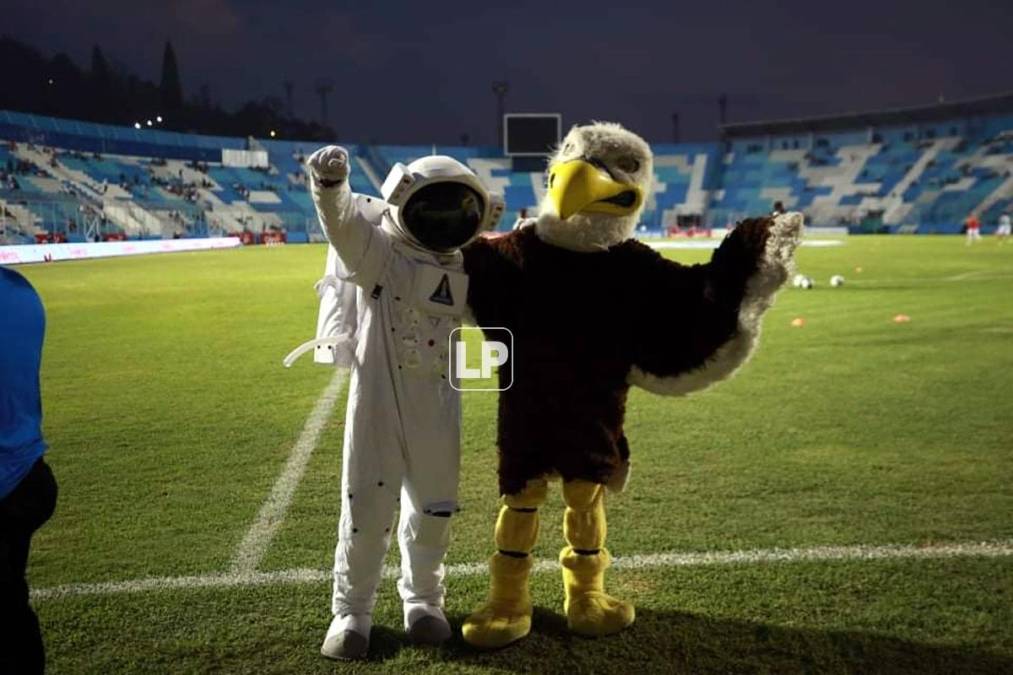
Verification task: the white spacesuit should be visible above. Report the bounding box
[307,146,503,660]
[283,232,373,370]
[311,243,364,368]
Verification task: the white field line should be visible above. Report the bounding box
[32,539,1013,601]
[648,240,843,251]
[228,369,347,574]
[941,269,1013,282]
[843,269,1013,286]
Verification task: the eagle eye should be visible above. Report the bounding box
[616,156,640,174]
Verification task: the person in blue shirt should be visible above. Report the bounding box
[1,266,58,675]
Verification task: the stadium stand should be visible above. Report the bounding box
[2,92,1012,244]
[717,92,1013,233]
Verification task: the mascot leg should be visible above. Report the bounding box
[560,479,634,636]
[462,478,547,648]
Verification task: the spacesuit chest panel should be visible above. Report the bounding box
[411,262,468,318]
[387,259,467,376]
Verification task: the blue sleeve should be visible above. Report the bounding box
[0,267,48,500]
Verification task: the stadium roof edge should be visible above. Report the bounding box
[719,91,1013,138]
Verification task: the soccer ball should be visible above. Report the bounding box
[792,274,811,289]
[793,274,814,289]
[830,275,845,287]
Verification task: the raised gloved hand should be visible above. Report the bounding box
[307,145,350,188]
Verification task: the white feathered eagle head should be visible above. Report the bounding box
[536,122,653,252]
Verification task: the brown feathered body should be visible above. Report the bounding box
[463,218,774,495]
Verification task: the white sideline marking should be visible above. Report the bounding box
[229,370,347,574]
[648,239,843,251]
[943,269,1013,282]
[845,269,1013,286]
[32,539,1013,601]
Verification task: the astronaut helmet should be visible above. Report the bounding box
[381,155,504,253]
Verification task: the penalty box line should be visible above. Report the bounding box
[32,539,1013,601]
[229,369,347,575]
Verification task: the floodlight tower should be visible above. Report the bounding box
[315,78,334,129]
[717,93,728,125]
[284,80,294,118]
[671,112,681,143]
[492,81,509,147]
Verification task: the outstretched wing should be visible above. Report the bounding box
[627,213,802,396]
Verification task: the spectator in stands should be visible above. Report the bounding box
[0,266,58,675]
[965,212,982,245]
[997,211,1012,243]
[772,201,785,216]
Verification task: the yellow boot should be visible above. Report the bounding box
[462,479,547,648]
[461,553,533,648]
[560,480,635,637]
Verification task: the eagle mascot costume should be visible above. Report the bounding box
[460,122,803,648]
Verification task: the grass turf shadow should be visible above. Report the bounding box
[405,607,1013,674]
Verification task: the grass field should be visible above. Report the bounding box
[16,236,1013,674]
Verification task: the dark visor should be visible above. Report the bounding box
[401,182,484,252]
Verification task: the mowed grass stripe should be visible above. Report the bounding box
[230,369,348,573]
[32,538,1013,600]
[17,238,1013,672]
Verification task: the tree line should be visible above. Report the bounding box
[0,36,335,141]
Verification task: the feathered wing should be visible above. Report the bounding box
[627,213,803,396]
[461,231,525,326]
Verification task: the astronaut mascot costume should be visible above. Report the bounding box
[306,145,504,660]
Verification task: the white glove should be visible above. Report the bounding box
[307,145,350,187]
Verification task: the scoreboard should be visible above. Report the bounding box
[504,113,561,157]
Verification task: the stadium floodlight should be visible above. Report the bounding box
[146,120,153,127]
[492,81,509,146]
[270,130,277,138]
[156,115,163,123]
[134,122,141,130]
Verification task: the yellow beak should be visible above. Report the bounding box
[547,159,643,220]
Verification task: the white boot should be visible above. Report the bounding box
[404,602,452,646]
[321,613,371,660]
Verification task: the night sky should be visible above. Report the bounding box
[3,0,1011,144]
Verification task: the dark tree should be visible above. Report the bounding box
[0,36,333,140]
[89,45,113,120]
[47,53,87,117]
[90,46,110,87]
[159,41,183,113]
